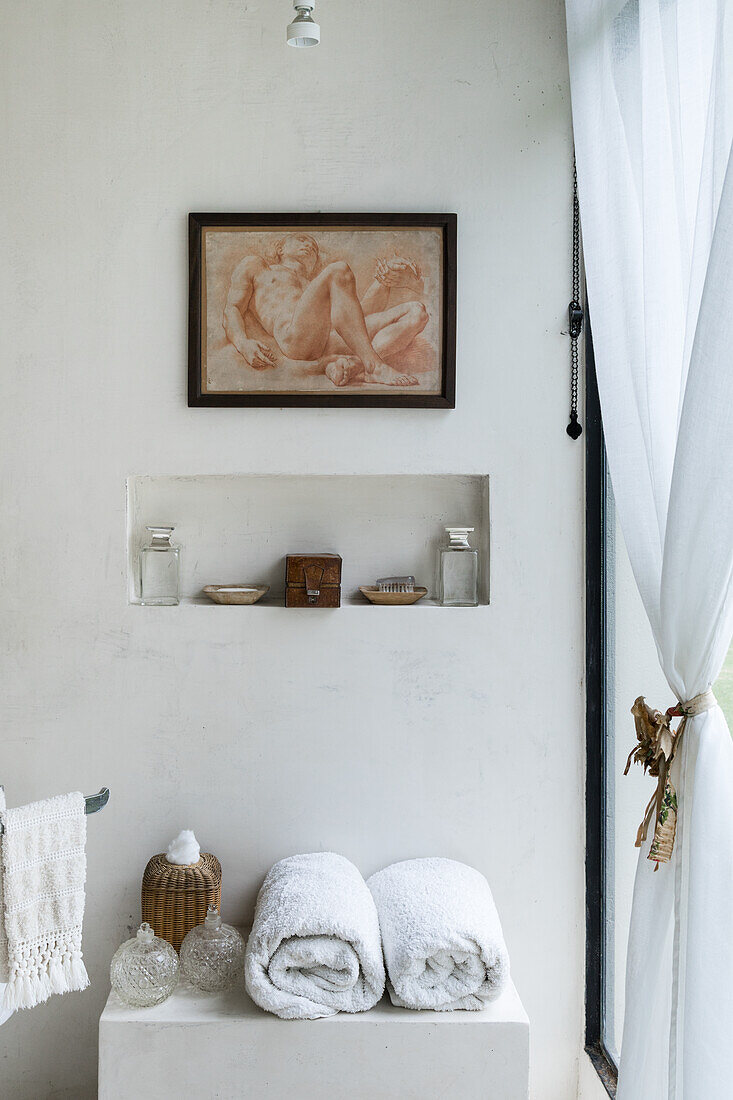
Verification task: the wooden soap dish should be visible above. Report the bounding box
[203,585,269,605]
[359,586,428,606]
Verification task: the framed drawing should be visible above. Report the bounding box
[188,213,456,408]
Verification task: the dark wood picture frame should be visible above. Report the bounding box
[188,213,456,408]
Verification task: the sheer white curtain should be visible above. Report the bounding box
[565,2,733,1097]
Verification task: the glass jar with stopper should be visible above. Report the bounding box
[179,906,245,993]
[438,526,479,607]
[110,922,179,1007]
[139,526,180,605]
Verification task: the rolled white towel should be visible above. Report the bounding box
[245,852,385,1019]
[367,857,510,1011]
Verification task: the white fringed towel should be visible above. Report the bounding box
[367,857,510,1011]
[0,792,89,1012]
[244,852,385,1019]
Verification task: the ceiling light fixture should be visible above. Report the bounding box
[287,1,320,47]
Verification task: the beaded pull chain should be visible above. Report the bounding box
[567,161,583,440]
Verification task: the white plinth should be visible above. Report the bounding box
[99,980,529,1100]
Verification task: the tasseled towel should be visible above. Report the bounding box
[0,791,89,1012]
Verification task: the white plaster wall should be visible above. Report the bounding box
[0,2,582,1097]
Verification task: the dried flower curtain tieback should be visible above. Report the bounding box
[625,690,717,868]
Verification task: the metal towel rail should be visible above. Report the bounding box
[0,787,109,834]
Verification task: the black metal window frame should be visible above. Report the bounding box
[585,325,618,1097]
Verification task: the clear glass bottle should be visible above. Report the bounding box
[110,922,179,1007]
[438,526,479,606]
[179,906,245,993]
[139,526,180,605]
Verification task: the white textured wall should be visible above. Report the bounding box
[0,2,582,1097]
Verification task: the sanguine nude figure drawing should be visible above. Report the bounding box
[222,234,429,388]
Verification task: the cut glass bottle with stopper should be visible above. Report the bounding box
[109,922,179,1007]
[139,526,180,606]
[438,527,479,607]
[179,905,245,992]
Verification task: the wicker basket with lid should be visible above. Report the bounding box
[141,851,222,952]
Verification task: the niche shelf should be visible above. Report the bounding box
[127,474,490,607]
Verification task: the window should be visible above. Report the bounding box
[585,337,733,1092]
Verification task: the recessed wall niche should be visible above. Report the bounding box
[126,475,490,606]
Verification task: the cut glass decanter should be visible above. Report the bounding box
[110,922,179,1008]
[179,906,245,993]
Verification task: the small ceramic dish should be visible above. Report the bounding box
[203,585,270,605]
[359,586,428,606]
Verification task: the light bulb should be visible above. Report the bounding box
[287,2,320,47]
